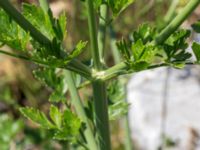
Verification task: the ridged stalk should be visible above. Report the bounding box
[86,0,111,149]
[102,0,200,81]
[98,4,109,64]
[65,71,98,150]
[110,27,133,150]
[38,1,97,149]
[0,0,92,79]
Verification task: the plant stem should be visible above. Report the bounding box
[0,0,91,79]
[101,0,200,81]
[164,0,179,24]
[124,112,133,150]
[87,0,101,70]
[110,26,121,63]
[92,81,111,150]
[39,0,49,12]
[38,1,96,149]
[0,0,51,46]
[0,49,92,79]
[155,0,200,44]
[109,27,133,150]
[86,0,111,149]
[98,4,109,64]
[65,71,98,150]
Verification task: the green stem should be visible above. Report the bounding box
[102,0,200,81]
[86,0,111,149]
[92,81,111,150]
[0,49,92,79]
[100,62,128,81]
[124,112,133,150]
[109,27,133,150]
[164,0,179,24]
[65,71,98,150]
[0,0,91,79]
[39,0,49,12]
[155,0,200,44]
[98,4,109,64]
[86,0,101,70]
[0,0,51,46]
[38,1,96,149]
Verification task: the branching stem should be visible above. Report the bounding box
[101,0,200,81]
[0,0,92,79]
[86,0,111,149]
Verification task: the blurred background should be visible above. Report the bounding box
[1,0,200,150]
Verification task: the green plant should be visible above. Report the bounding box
[0,0,200,150]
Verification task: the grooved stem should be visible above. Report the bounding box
[0,0,92,79]
[86,0,111,149]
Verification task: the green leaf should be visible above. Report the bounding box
[109,101,129,121]
[93,0,103,9]
[67,41,87,60]
[0,9,30,51]
[22,3,55,40]
[133,24,156,43]
[192,42,200,62]
[130,40,158,71]
[172,63,185,69]
[108,0,135,17]
[62,110,82,135]
[50,105,62,129]
[20,107,55,129]
[165,29,190,46]
[58,13,67,40]
[53,110,82,141]
[163,29,191,62]
[117,38,131,61]
[0,115,23,150]
[49,91,66,103]
[131,61,150,71]
[107,81,125,103]
[33,68,68,103]
[192,20,200,33]
[131,39,145,61]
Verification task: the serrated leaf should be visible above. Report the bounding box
[108,0,135,17]
[0,9,30,51]
[67,41,87,60]
[133,24,155,43]
[107,81,125,103]
[163,29,191,62]
[192,42,200,62]
[172,63,185,69]
[20,107,54,129]
[131,61,149,71]
[131,39,145,61]
[58,13,67,40]
[117,38,131,61]
[165,29,190,46]
[93,0,103,9]
[109,101,129,121]
[192,21,200,33]
[33,68,68,103]
[33,68,58,87]
[131,40,158,67]
[0,114,23,149]
[62,110,82,135]
[49,91,66,103]
[22,3,55,40]
[53,110,81,141]
[50,105,62,129]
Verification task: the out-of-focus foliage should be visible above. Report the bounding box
[117,24,193,72]
[20,106,82,142]
[0,114,23,150]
